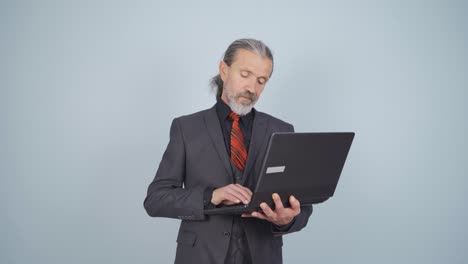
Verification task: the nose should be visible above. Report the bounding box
[245,85,255,94]
[245,79,256,94]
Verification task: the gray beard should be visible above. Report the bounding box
[226,96,255,116]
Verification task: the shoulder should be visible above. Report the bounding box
[255,110,294,131]
[166,107,213,139]
[169,107,214,131]
[174,108,211,122]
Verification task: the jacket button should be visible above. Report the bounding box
[224,232,230,237]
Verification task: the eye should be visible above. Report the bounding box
[257,78,266,85]
[240,71,249,78]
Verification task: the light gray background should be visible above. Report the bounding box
[1,1,467,263]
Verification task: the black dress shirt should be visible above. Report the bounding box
[215,99,255,155]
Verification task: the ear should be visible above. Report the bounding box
[219,61,228,82]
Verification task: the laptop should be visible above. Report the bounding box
[204,132,355,215]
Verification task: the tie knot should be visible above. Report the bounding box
[229,112,240,121]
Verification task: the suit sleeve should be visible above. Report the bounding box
[271,123,313,235]
[143,118,206,221]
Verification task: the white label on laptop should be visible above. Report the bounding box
[266,166,285,174]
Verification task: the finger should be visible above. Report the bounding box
[251,211,267,220]
[225,185,249,201]
[223,192,242,204]
[226,188,250,204]
[290,195,301,212]
[236,184,253,196]
[272,193,284,211]
[228,184,251,200]
[241,213,253,217]
[222,200,238,205]
[260,202,276,218]
[232,184,252,202]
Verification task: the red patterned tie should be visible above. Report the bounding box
[229,112,248,171]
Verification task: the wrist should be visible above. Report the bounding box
[275,217,294,226]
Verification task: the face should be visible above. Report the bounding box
[219,49,273,116]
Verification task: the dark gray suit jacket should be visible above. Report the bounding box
[144,105,313,264]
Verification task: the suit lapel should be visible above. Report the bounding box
[204,105,233,179]
[240,111,269,185]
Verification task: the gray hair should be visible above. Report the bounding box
[210,38,274,100]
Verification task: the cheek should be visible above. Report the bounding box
[224,77,236,90]
[256,86,265,96]
[231,77,248,90]
[238,76,250,86]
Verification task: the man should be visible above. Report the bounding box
[144,38,313,264]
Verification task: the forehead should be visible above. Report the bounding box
[231,49,273,77]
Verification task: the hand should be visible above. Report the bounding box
[241,193,301,226]
[211,184,253,206]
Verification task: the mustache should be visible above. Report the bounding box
[237,91,257,102]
